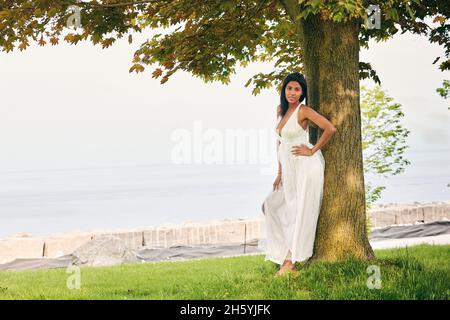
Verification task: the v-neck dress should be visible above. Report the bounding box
[258,103,325,264]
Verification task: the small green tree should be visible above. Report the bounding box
[436,79,449,109]
[361,85,411,212]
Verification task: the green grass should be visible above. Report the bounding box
[0,244,449,300]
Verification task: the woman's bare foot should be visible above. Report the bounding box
[275,260,296,276]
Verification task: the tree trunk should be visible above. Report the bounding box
[299,14,375,262]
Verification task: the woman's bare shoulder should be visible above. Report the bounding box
[299,104,319,127]
[300,103,311,110]
[299,103,316,115]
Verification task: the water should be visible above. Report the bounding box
[0,158,448,238]
[0,164,273,238]
[365,147,450,204]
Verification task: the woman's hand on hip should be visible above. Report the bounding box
[291,144,313,157]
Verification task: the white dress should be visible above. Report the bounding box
[258,103,325,264]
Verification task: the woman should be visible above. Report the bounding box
[258,72,336,276]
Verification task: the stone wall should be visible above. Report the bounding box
[368,201,450,228]
[1,201,449,264]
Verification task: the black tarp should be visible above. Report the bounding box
[1,220,448,271]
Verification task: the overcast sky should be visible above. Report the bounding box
[0,25,448,174]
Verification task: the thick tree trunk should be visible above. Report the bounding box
[299,14,375,262]
[278,0,376,262]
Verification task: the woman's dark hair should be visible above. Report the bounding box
[279,72,308,117]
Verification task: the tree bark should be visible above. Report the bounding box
[287,11,375,261]
[300,15,375,261]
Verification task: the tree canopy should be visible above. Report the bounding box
[1,0,448,94]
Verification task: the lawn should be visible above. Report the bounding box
[0,244,448,300]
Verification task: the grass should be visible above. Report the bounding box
[0,244,448,300]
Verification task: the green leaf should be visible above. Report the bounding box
[0,10,10,19]
[129,64,145,73]
[405,4,415,19]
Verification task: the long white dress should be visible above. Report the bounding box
[258,103,325,264]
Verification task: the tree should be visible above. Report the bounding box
[1,0,448,261]
[436,79,449,109]
[361,85,411,209]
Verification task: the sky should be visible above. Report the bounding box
[0,22,449,198]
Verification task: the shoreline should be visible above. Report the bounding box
[1,200,449,264]
[4,200,450,239]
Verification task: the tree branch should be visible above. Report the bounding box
[78,0,158,7]
[279,0,304,44]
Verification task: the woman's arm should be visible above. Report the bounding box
[276,105,282,175]
[277,140,282,174]
[300,105,336,155]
